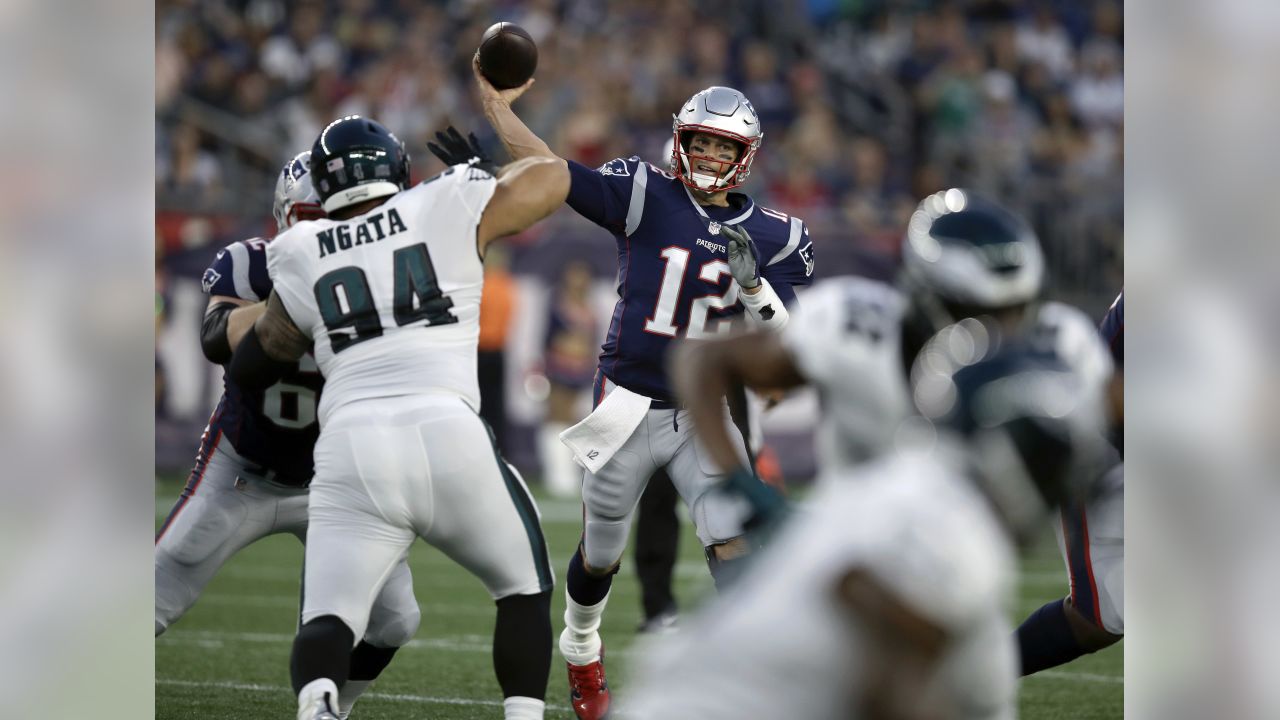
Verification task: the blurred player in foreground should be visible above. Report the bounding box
[154,151,419,718]
[1015,289,1124,673]
[465,59,814,720]
[626,319,1112,720]
[227,117,569,720]
[676,189,1112,494]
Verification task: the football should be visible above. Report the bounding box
[477,22,538,90]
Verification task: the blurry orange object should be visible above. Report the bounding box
[755,444,786,495]
[479,266,515,351]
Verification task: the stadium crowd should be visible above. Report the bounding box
[156,0,1123,470]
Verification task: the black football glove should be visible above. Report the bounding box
[720,223,761,290]
[427,126,496,173]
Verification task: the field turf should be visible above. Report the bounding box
[155,476,1121,719]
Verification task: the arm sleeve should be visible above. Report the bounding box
[761,219,815,290]
[565,157,644,234]
[227,324,292,391]
[199,302,238,364]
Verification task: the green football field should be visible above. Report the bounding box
[155,476,1121,719]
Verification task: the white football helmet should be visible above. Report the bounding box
[272,150,325,231]
[900,188,1044,322]
[671,86,763,192]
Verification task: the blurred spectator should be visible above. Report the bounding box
[1071,40,1124,129]
[478,244,516,454]
[539,261,598,498]
[259,2,343,87]
[971,70,1037,202]
[1015,3,1074,80]
[156,123,223,198]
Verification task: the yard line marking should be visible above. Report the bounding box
[1033,670,1123,685]
[162,629,492,653]
[156,498,589,523]
[193,593,503,615]
[160,628,645,658]
[156,678,572,712]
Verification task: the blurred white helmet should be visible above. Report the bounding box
[272,151,325,231]
[671,86,763,192]
[901,188,1044,318]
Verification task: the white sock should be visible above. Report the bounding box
[559,589,608,665]
[337,679,372,718]
[539,423,580,498]
[296,677,339,720]
[504,695,546,720]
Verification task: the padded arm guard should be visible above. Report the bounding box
[200,302,239,365]
[227,325,292,391]
[739,277,789,331]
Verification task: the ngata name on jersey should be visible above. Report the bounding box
[316,207,408,258]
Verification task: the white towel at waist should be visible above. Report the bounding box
[558,384,652,474]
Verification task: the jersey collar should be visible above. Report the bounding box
[682,184,755,225]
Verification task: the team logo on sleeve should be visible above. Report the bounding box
[597,158,631,177]
[201,268,222,293]
[799,241,815,277]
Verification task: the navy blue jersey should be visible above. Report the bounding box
[1100,289,1123,368]
[1099,289,1123,454]
[201,237,322,485]
[567,157,815,401]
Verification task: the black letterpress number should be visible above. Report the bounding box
[314,243,458,354]
[393,244,458,327]
[314,266,382,353]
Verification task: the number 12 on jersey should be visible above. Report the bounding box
[643,246,739,339]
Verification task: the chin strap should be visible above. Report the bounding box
[739,276,789,330]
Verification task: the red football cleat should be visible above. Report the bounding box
[567,650,610,720]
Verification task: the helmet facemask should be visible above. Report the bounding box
[280,200,325,230]
[672,126,758,192]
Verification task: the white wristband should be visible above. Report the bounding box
[739,276,789,330]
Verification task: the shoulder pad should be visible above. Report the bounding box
[1031,301,1115,386]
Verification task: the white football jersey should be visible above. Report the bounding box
[267,165,497,425]
[781,277,913,472]
[782,277,1114,474]
[625,444,1018,720]
[1024,300,1115,399]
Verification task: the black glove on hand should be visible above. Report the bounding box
[721,223,761,290]
[427,126,495,172]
